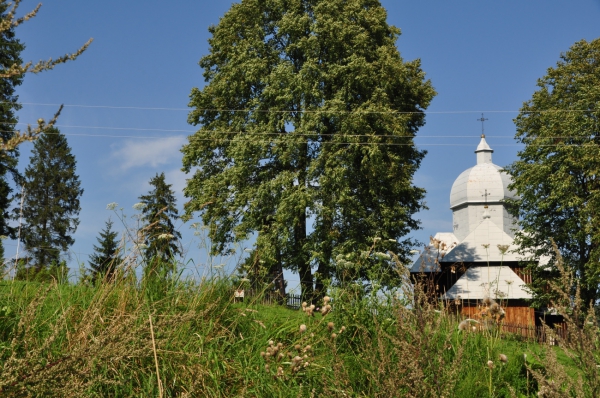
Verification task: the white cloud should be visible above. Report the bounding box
[110,135,187,171]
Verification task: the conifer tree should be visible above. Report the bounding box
[0,2,25,256]
[89,219,122,282]
[182,0,435,298]
[138,172,181,274]
[18,127,82,274]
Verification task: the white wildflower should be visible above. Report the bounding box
[157,233,174,240]
[106,202,118,210]
[132,202,146,211]
[374,252,391,260]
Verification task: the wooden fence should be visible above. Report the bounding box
[234,289,304,310]
[500,322,568,345]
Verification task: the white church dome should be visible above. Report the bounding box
[449,136,517,209]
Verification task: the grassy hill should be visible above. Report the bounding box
[0,277,596,397]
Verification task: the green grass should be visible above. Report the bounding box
[0,278,597,397]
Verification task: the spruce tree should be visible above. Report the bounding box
[138,172,181,274]
[182,0,435,298]
[89,219,122,282]
[0,2,25,256]
[18,127,83,275]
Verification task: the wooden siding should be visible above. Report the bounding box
[460,304,534,326]
[510,266,532,284]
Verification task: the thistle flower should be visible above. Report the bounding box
[299,324,307,333]
[458,319,479,331]
[482,296,495,307]
[499,354,508,363]
[339,326,346,333]
[487,360,494,369]
[323,296,331,304]
[489,302,501,316]
[327,322,334,331]
[331,333,337,339]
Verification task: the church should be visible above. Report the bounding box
[410,134,543,326]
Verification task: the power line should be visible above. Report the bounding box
[7,101,600,114]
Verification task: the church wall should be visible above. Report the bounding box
[460,304,534,326]
[452,203,515,242]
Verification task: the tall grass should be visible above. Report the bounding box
[0,254,597,397]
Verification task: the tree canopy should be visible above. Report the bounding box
[138,172,181,275]
[505,38,600,307]
[89,219,122,283]
[182,0,435,298]
[19,128,82,272]
[0,1,25,260]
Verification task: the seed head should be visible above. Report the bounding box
[487,360,494,370]
[300,324,307,333]
[499,354,508,363]
[331,333,337,339]
[327,322,334,331]
[323,296,331,303]
[489,302,501,315]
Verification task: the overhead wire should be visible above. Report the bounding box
[3,100,599,114]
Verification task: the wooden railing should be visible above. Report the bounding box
[500,322,567,344]
[235,289,304,310]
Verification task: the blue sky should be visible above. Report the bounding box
[7,0,600,289]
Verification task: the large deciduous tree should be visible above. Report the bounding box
[182,0,435,299]
[505,38,600,307]
[19,127,82,273]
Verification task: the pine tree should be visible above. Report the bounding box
[138,172,181,274]
[182,0,435,298]
[0,2,25,257]
[89,219,122,282]
[18,127,83,275]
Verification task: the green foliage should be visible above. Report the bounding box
[505,38,600,307]
[88,219,122,283]
[14,259,68,283]
[138,172,181,277]
[0,273,590,397]
[182,0,435,298]
[0,2,25,258]
[18,128,82,274]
